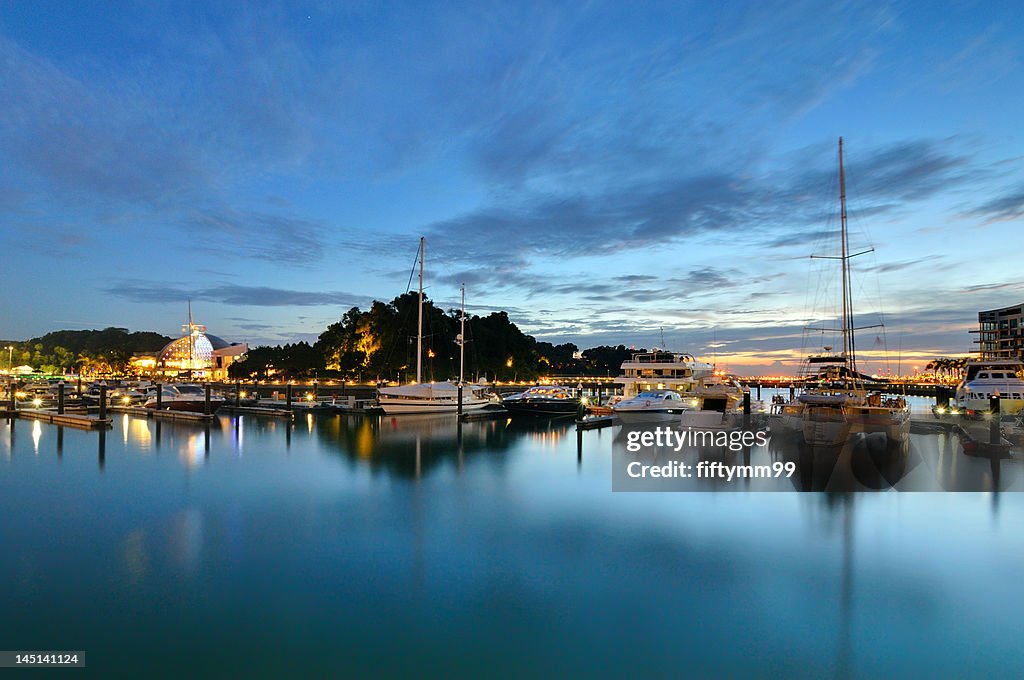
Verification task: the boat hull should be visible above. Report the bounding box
[145,399,224,413]
[954,396,1024,415]
[614,407,686,425]
[503,401,579,417]
[679,410,741,431]
[378,397,490,415]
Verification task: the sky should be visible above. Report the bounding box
[1,1,1022,375]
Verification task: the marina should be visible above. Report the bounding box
[3,3,1024,676]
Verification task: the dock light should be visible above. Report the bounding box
[936,407,946,414]
[305,393,315,401]
[32,397,42,407]
[239,391,247,398]
[15,391,26,399]
[122,396,132,404]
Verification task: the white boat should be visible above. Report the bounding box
[617,350,713,398]
[678,376,755,431]
[612,389,686,424]
[378,239,491,415]
[378,381,491,414]
[952,358,1024,414]
[144,384,225,413]
[797,138,910,446]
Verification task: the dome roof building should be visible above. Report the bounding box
[154,306,247,380]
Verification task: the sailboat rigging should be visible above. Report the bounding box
[376,238,492,415]
[786,138,911,446]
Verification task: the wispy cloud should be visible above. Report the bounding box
[103,282,365,307]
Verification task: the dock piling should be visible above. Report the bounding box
[235,380,241,408]
[457,383,463,416]
[286,384,293,410]
[204,383,212,416]
[57,381,65,415]
[156,383,163,410]
[990,395,1000,444]
[98,384,107,421]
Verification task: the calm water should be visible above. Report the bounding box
[2,412,1023,678]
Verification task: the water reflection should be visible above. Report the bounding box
[313,413,566,478]
[31,419,41,454]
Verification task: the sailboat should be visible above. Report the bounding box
[798,138,910,447]
[377,238,492,415]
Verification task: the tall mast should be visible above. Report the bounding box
[416,236,424,384]
[459,284,465,385]
[838,137,856,375]
[839,136,856,374]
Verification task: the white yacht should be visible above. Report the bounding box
[617,351,713,398]
[612,389,687,424]
[678,375,757,431]
[953,358,1024,415]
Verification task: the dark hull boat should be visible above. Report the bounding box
[502,386,580,417]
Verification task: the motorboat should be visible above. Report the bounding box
[612,389,686,424]
[144,383,225,413]
[502,386,580,417]
[617,350,713,398]
[952,358,1024,415]
[678,375,754,431]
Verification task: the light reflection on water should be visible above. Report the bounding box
[0,413,1022,677]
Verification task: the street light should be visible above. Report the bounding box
[5,346,12,374]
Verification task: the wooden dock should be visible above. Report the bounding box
[459,408,508,421]
[576,415,615,430]
[16,409,111,430]
[109,404,216,423]
[220,405,295,419]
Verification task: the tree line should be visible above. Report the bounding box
[228,292,645,382]
[1,327,171,376]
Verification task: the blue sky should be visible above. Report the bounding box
[1,1,1022,374]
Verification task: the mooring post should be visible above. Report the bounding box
[204,383,212,416]
[9,380,16,413]
[98,384,107,421]
[286,384,293,410]
[990,394,1000,444]
[155,383,163,410]
[235,380,241,407]
[789,384,795,401]
[458,383,463,416]
[743,391,751,429]
[57,381,65,414]
[77,375,82,397]
[936,386,949,409]
[757,383,762,400]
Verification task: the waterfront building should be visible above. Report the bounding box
[972,303,1024,359]
[154,312,247,380]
